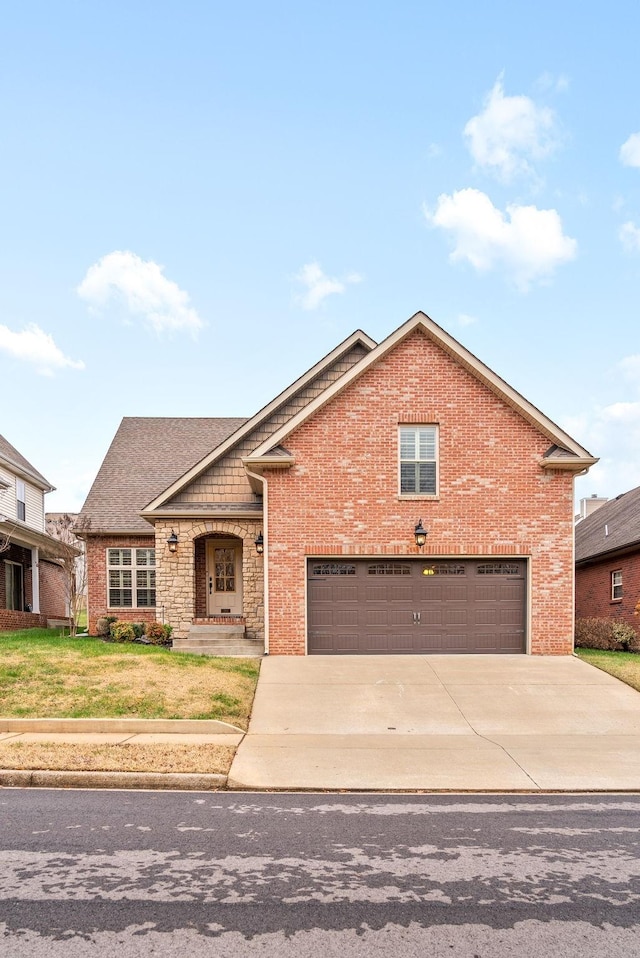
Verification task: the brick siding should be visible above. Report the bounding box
[576,552,640,631]
[39,559,68,618]
[85,534,157,635]
[0,609,48,630]
[264,329,576,656]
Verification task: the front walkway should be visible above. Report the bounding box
[228,654,640,790]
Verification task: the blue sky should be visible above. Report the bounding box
[2,0,640,512]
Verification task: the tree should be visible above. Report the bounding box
[43,514,90,637]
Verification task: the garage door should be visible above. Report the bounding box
[307,558,526,654]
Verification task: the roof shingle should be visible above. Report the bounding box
[575,484,640,563]
[0,434,53,490]
[80,417,247,533]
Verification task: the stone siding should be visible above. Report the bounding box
[155,519,264,640]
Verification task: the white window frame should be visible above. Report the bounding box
[398,425,439,497]
[611,570,623,601]
[16,479,26,522]
[107,548,156,609]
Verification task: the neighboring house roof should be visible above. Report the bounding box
[575,484,640,564]
[246,312,597,472]
[80,418,247,533]
[0,433,54,492]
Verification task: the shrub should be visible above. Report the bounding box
[575,617,639,651]
[145,621,173,646]
[612,621,640,652]
[110,621,136,643]
[96,615,117,637]
[132,622,146,639]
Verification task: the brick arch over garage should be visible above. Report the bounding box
[154,519,264,640]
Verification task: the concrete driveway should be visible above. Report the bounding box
[228,654,640,791]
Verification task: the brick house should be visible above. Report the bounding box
[80,312,597,655]
[575,485,640,631]
[0,433,71,630]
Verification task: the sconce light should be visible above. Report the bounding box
[255,532,264,556]
[414,519,428,549]
[166,530,178,553]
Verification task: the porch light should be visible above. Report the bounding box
[414,519,428,549]
[255,532,264,556]
[166,530,178,553]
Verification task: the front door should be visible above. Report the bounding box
[206,539,243,615]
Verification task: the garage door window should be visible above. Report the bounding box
[477,563,520,575]
[311,563,356,576]
[399,426,438,496]
[368,563,411,575]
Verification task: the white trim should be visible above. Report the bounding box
[249,312,597,467]
[244,467,269,654]
[145,330,376,512]
[31,547,40,614]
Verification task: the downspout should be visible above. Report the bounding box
[244,467,269,655]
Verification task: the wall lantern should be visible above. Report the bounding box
[414,519,428,549]
[166,530,179,553]
[255,532,264,556]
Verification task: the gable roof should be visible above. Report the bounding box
[575,484,640,564]
[144,328,376,511]
[245,312,597,471]
[80,417,247,533]
[0,433,53,491]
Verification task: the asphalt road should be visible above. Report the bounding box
[1,790,640,956]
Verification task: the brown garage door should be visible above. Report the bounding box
[307,558,526,654]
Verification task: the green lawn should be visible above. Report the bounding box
[575,648,640,693]
[0,629,260,726]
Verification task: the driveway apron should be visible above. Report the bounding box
[228,654,640,791]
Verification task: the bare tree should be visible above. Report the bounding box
[44,514,90,637]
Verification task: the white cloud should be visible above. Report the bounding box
[425,188,577,289]
[0,323,85,376]
[464,76,557,180]
[620,132,640,168]
[570,353,640,501]
[77,251,204,335]
[294,262,362,310]
[620,221,640,252]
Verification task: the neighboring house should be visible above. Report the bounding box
[80,311,597,656]
[0,434,70,629]
[46,513,88,618]
[575,485,640,631]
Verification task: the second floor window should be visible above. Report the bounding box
[399,426,438,496]
[16,480,25,522]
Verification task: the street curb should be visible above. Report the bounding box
[0,719,244,734]
[0,769,228,790]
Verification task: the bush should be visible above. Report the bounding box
[132,622,146,639]
[110,621,136,643]
[145,621,173,646]
[575,617,639,651]
[96,615,117,637]
[612,621,640,652]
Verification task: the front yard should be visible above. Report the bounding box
[575,648,640,693]
[0,629,259,724]
[0,628,260,776]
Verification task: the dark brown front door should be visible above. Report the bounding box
[307,559,526,654]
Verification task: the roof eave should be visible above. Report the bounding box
[540,456,599,473]
[0,454,54,493]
